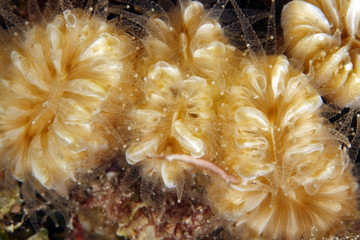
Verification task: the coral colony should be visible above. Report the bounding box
[0,0,359,239]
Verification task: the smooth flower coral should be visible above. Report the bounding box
[142,1,235,80]
[282,0,360,107]
[126,61,216,188]
[208,55,358,239]
[0,8,137,195]
[126,1,234,188]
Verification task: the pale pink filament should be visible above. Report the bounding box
[149,154,242,184]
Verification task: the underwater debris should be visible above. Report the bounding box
[70,165,221,240]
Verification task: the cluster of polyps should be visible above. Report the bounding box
[0,0,358,239]
[126,1,358,239]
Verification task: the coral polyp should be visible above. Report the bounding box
[126,1,235,188]
[208,55,358,239]
[126,61,216,188]
[282,0,360,107]
[142,1,235,80]
[0,7,137,195]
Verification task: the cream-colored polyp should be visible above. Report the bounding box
[0,9,136,195]
[282,0,360,107]
[126,1,234,188]
[126,61,214,188]
[143,1,235,80]
[208,55,358,239]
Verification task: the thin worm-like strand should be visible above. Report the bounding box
[149,154,242,184]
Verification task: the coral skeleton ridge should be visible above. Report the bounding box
[282,0,360,107]
[0,7,137,195]
[208,54,358,239]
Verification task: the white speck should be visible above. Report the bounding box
[344,63,353,71]
[122,144,127,148]
[220,91,224,95]
[127,126,132,131]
